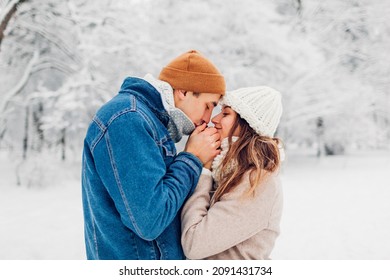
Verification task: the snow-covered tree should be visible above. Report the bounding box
[273,0,390,153]
[1,0,389,186]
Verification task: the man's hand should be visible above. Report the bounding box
[184,123,221,165]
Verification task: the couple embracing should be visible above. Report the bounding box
[81,50,283,260]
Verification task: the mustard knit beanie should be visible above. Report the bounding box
[222,86,283,137]
[159,50,226,95]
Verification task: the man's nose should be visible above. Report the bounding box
[202,111,213,124]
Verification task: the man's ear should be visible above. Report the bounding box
[174,89,187,100]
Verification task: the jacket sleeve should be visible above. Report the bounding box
[181,173,278,259]
[94,111,202,241]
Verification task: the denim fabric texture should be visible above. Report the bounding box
[81,77,202,259]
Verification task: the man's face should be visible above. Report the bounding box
[174,91,222,126]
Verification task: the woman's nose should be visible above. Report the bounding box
[211,113,221,124]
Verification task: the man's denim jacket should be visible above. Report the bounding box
[82,77,202,259]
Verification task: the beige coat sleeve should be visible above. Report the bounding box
[181,172,278,259]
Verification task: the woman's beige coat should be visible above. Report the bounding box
[181,170,283,260]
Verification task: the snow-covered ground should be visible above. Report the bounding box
[272,150,390,260]
[0,150,389,260]
[0,152,85,260]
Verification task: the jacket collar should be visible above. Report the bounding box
[119,77,170,126]
[143,74,195,142]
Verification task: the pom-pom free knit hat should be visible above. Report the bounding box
[222,86,283,137]
[159,50,226,95]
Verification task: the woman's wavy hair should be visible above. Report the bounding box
[213,113,282,202]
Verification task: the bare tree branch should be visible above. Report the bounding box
[16,19,82,64]
[0,49,39,116]
[0,0,26,49]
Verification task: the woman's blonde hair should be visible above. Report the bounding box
[213,114,282,202]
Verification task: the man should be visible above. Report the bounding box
[81,50,225,259]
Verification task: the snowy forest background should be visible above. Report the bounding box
[0,0,389,260]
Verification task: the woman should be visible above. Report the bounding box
[181,86,283,260]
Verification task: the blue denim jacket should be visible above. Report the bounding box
[81,77,202,259]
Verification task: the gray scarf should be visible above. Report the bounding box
[144,74,195,142]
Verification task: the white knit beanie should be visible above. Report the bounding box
[221,86,283,137]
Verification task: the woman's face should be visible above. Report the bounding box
[211,106,240,139]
